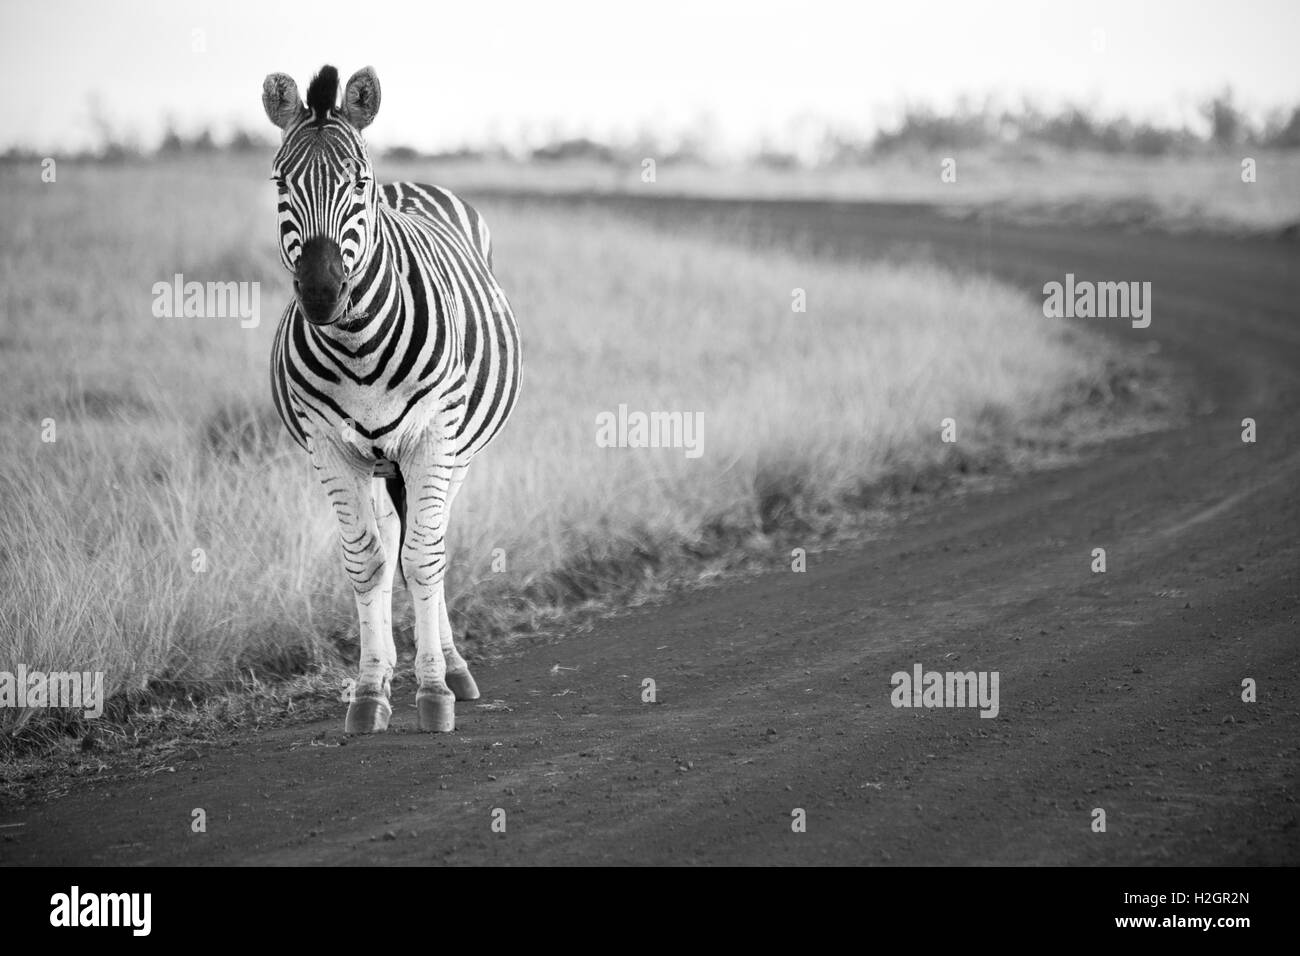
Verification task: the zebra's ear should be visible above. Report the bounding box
[342,67,381,130]
[262,73,304,130]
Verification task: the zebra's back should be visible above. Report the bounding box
[381,182,494,269]
[389,184,519,461]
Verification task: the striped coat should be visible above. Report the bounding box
[269,182,520,473]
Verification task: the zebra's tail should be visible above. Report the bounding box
[384,469,407,588]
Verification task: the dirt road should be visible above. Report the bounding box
[3,199,1297,865]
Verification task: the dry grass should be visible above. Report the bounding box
[1,156,1122,742]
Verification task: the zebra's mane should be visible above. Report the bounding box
[305,66,340,124]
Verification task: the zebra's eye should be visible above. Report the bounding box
[353,178,370,195]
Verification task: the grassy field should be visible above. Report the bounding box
[0,156,1135,740]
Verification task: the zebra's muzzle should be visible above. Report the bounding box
[295,236,349,326]
[295,280,350,325]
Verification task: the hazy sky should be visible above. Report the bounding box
[1,0,1296,154]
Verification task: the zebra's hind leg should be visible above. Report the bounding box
[440,469,479,702]
[441,592,479,702]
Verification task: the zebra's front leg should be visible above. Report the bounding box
[311,441,398,733]
[401,441,462,732]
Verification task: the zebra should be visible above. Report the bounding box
[261,65,521,733]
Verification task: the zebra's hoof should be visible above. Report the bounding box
[345,696,392,734]
[446,670,480,702]
[416,688,456,733]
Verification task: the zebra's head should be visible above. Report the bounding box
[262,65,382,326]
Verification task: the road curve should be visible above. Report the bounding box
[2,199,1297,865]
